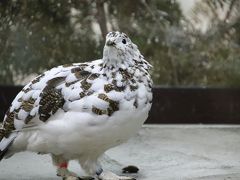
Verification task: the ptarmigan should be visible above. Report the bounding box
[0,31,152,180]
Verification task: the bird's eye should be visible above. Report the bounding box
[122,39,126,44]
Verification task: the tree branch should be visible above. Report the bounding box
[224,0,237,23]
[96,0,108,38]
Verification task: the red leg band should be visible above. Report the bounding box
[59,162,68,169]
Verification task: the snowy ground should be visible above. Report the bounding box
[0,125,240,180]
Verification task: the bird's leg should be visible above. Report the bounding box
[79,158,136,180]
[97,170,136,180]
[51,154,78,179]
[78,159,100,180]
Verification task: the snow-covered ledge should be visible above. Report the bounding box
[0,125,240,179]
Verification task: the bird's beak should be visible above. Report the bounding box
[106,40,116,46]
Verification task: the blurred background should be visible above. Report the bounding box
[0,0,239,86]
[0,0,240,123]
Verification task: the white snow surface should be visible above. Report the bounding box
[0,125,240,180]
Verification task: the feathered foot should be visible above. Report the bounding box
[63,176,95,180]
[62,175,95,180]
[62,176,79,180]
[98,171,136,180]
[56,164,78,177]
[51,154,78,179]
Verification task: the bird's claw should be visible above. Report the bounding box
[62,176,79,180]
[78,176,95,180]
[62,176,95,180]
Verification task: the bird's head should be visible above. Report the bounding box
[103,31,142,68]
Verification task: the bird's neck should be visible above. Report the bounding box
[102,57,134,71]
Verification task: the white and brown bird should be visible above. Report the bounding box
[0,31,152,180]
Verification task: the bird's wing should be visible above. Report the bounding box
[0,60,102,142]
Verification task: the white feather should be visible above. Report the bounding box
[0,32,153,176]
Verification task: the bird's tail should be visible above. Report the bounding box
[0,132,17,161]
